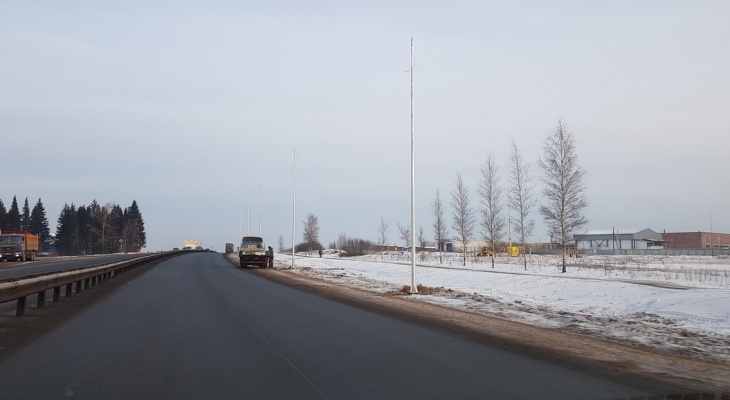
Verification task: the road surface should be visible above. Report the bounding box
[0,252,667,399]
[0,253,147,280]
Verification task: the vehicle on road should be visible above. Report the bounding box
[0,231,39,261]
[225,243,234,253]
[238,236,273,268]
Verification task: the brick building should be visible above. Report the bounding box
[663,232,730,249]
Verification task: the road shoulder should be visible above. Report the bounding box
[244,259,730,395]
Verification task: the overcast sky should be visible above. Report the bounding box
[2,1,729,251]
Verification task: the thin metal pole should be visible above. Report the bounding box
[259,184,262,236]
[410,37,418,295]
[292,149,296,268]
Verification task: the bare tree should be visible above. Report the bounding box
[451,173,475,266]
[302,213,320,252]
[378,217,389,256]
[89,202,119,254]
[538,120,588,273]
[417,226,427,261]
[337,233,348,250]
[335,233,373,256]
[432,189,448,264]
[277,234,285,252]
[508,139,536,270]
[397,222,411,249]
[477,154,505,268]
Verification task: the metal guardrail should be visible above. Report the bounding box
[0,252,177,316]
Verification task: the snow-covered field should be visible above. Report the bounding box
[280,251,730,363]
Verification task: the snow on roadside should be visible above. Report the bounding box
[278,252,730,363]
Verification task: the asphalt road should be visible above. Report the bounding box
[0,252,663,399]
[0,253,147,280]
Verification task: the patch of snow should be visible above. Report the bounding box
[279,252,730,362]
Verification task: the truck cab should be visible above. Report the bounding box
[0,231,39,261]
[238,236,273,268]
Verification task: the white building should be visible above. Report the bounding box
[574,229,664,250]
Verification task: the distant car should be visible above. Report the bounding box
[173,247,179,251]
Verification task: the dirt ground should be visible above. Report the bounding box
[250,258,730,396]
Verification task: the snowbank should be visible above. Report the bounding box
[280,252,730,362]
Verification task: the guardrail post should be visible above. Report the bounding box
[17,297,26,316]
[53,287,61,302]
[66,283,73,297]
[84,278,90,289]
[76,280,82,293]
[37,291,46,308]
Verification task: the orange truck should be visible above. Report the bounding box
[0,231,40,261]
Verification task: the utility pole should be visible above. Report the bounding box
[409,37,417,295]
[292,150,296,268]
[259,184,262,236]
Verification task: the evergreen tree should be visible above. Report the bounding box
[86,200,102,254]
[29,198,51,242]
[125,200,146,251]
[0,199,6,231]
[56,203,79,256]
[7,196,21,231]
[21,197,31,231]
[109,204,124,253]
[77,205,91,255]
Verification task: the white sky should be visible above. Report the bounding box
[2,1,729,251]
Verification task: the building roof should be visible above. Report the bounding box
[575,228,663,242]
[580,229,644,235]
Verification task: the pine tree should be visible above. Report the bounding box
[7,196,21,231]
[86,200,101,254]
[21,197,31,231]
[30,198,51,242]
[56,203,79,256]
[109,204,123,253]
[0,199,6,231]
[77,205,91,255]
[123,200,146,251]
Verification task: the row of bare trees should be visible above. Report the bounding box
[292,121,586,273]
[439,120,588,272]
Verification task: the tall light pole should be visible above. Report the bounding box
[292,149,296,268]
[410,37,417,295]
[259,184,262,236]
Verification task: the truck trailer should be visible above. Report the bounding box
[0,231,40,261]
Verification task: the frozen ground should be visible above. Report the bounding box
[278,251,730,363]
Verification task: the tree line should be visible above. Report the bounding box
[442,120,587,272]
[56,200,147,255]
[376,120,587,272]
[281,121,587,272]
[0,196,52,243]
[0,196,146,256]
